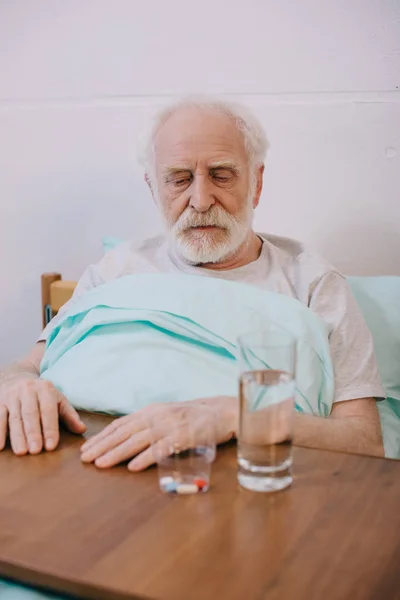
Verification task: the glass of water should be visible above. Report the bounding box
[148,405,216,495]
[237,328,296,492]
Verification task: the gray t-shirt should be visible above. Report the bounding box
[41,233,384,404]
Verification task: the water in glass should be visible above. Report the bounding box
[238,369,294,492]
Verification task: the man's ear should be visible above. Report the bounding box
[144,173,154,196]
[252,164,265,209]
[145,174,159,205]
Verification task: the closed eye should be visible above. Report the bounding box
[165,171,193,187]
[209,167,237,184]
[213,175,231,182]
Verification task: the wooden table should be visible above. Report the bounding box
[0,413,399,600]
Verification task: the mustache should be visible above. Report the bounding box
[173,206,236,232]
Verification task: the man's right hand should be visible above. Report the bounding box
[0,379,86,455]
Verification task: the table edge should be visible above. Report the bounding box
[0,558,152,600]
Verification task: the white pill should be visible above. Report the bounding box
[160,476,174,485]
[176,483,199,495]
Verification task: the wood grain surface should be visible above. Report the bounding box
[0,412,399,600]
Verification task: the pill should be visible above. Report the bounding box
[164,482,178,493]
[194,478,208,490]
[176,483,199,495]
[160,477,178,493]
[160,476,174,485]
[162,481,177,494]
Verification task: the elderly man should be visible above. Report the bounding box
[0,98,384,467]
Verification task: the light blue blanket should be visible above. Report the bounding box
[40,274,335,418]
[0,582,65,599]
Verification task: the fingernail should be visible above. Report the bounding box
[29,442,40,453]
[15,446,28,456]
[81,452,93,463]
[45,438,55,451]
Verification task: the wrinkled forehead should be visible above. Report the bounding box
[154,107,248,170]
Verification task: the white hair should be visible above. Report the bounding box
[138,96,269,183]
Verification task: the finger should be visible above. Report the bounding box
[81,422,135,463]
[128,434,178,472]
[20,388,43,454]
[0,405,8,451]
[58,395,86,435]
[8,399,28,456]
[93,430,151,469]
[80,414,133,452]
[37,384,61,451]
[127,447,156,472]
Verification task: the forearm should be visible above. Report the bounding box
[0,343,45,387]
[0,360,40,384]
[191,396,384,458]
[293,411,384,457]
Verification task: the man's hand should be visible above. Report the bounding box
[0,379,86,455]
[80,396,238,472]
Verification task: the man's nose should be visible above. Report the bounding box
[189,174,216,213]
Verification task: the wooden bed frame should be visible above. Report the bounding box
[41,273,77,327]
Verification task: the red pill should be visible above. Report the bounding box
[194,478,208,490]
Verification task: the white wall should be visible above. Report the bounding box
[0,0,399,365]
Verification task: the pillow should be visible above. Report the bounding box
[347,276,400,403]
[101,235,124,253]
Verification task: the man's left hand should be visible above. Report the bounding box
[80,396,238,471]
